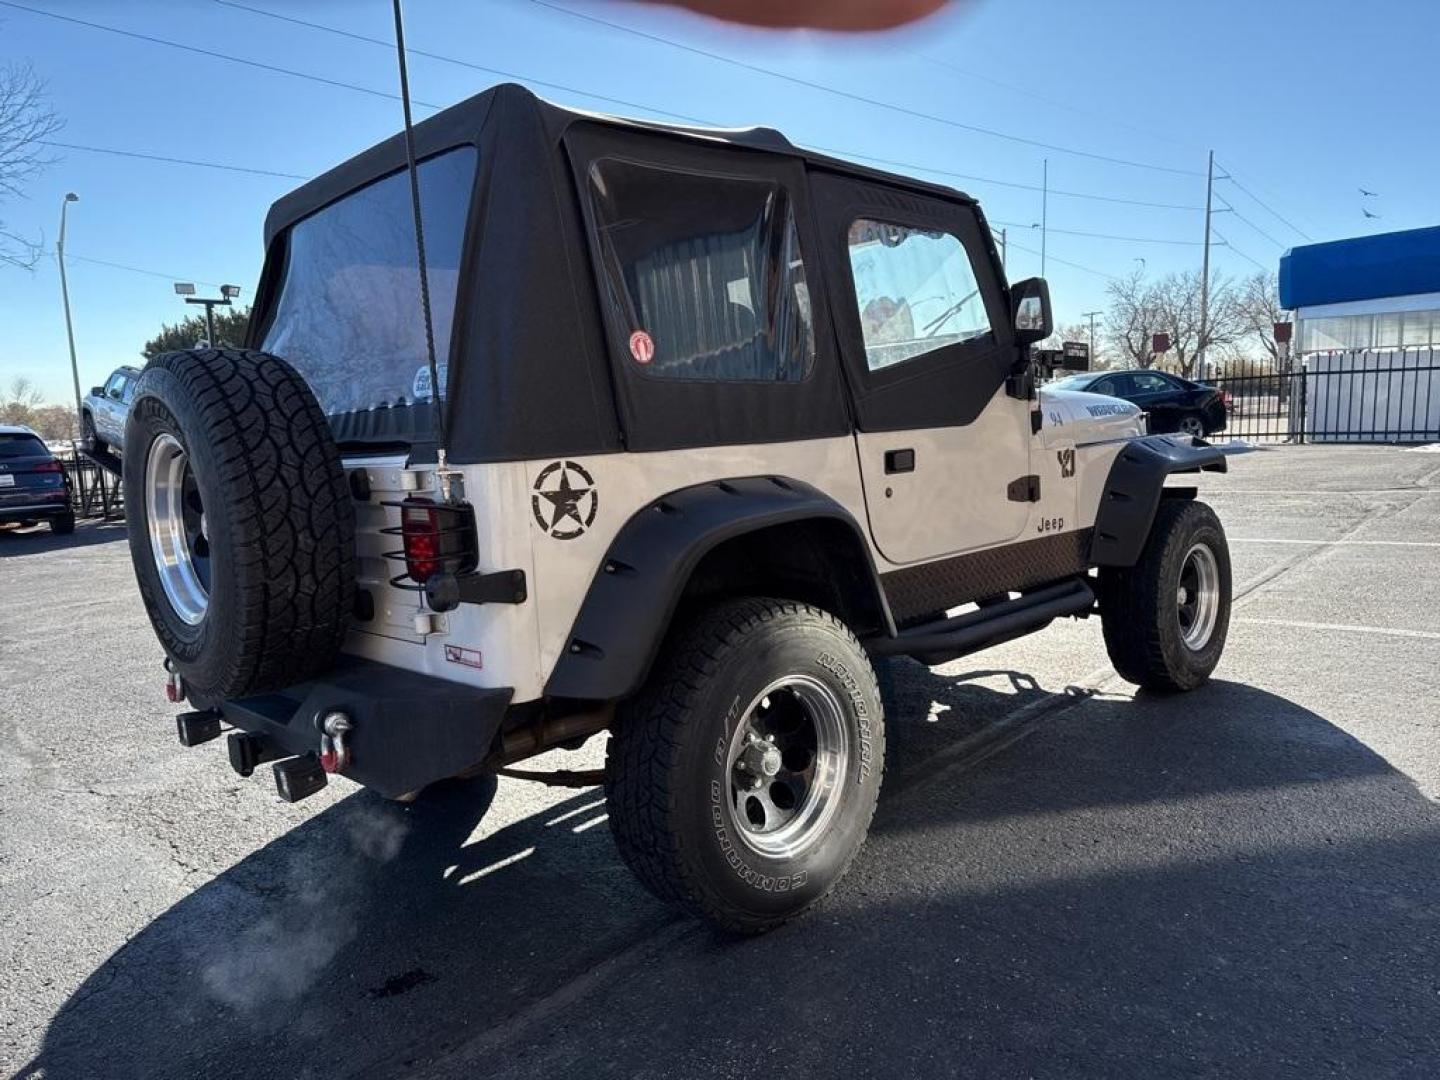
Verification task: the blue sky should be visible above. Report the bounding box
[2,0,1437,403]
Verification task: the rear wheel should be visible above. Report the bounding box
[122,348,356,701]
[50,513,75,536]
[1178,413,1206,438]
[606,598,884,934]
[1099,499,1231,691]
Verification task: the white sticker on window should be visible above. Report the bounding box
[412,362,448,401]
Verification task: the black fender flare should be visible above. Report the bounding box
[1089,435,1227,567]
[543,476,893,702]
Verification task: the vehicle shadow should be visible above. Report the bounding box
[0,520,129,557]
[19,669,1440,1079]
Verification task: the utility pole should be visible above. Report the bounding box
[1082,309,1102,364]
[1040,158,1048,278]
[998,226,1007,273]
[1197,149,1215,375]
[57,193,82,425]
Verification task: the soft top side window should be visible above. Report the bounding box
[587,158,814,383]
[844,218,992,373]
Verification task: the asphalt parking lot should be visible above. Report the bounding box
[2,444,1438,1080]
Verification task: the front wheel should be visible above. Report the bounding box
[1098,499,1231,692]
[606,598,885,934]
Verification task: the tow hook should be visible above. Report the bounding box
[163,658,185,703]
[319,711,353,774]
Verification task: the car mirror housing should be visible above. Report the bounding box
[90,386,103,397]
[1011,277,1053,349]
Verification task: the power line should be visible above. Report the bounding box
[215,0,1204,213]
[1216,199,1286,249]
[526,0,1204,178]
[1216,162,1314,242]
[209,0,717,127]
[46,249,225,289]
[1210,229,1268,272]
[0,1,442,109]
[38,140,308,181]
[990,220,1207,246]
[805,143,1202,210]
[1003,238,1117,281]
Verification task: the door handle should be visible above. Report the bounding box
[884,448,915,474]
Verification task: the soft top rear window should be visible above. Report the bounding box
[0,433,47,459]
[260,146,477,428]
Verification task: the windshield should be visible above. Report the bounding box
[0,433,48,459]
[261,146,477,421]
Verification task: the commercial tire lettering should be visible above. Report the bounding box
[815,651,873,784]
[710,780,807,893]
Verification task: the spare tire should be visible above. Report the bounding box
[123,348,356,701]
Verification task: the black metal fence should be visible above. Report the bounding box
[1208,347,1440,445]
[56,447,124,519]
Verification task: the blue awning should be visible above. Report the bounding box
[1279,225,1440,309]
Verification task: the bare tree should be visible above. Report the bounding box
[0,62,62,270]
[1106,269,1245,378]
[1236,271,1285,364]
[2,375,44,425]
[1104,270,1160,368]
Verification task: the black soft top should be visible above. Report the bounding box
[252,84,982,464]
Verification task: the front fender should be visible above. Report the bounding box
[543,476,889,702]
[1090,435,1226,567]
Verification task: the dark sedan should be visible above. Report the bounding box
[0,426,75,535]
[1051,368,1227,437]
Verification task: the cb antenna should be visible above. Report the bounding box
[390,0,455,498]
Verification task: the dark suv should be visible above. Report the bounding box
[1052,368,1227,437]
[0,425,75,535]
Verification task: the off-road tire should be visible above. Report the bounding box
[606,598,885,934]
[50,512,75,536]
[1098,499,1230,692]
[123,348,355,701]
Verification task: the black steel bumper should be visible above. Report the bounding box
[203,656,512,799]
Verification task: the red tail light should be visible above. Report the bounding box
[33,459,63,473]
[401,501,442,583]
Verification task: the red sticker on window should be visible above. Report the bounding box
[628,329,655,365]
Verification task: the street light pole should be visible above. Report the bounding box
[174,283,242,346]
[57,192,82,426]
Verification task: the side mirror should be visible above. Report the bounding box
[1011,277,1053,348]
[90,386,103,397]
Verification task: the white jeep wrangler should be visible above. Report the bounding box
[123,85,1230,933]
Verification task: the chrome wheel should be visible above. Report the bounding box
[726,675,848,859]
[1177,542,1219,650]
[144,433,210,626]
[1179,415,1206,438]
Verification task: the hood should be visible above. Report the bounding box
[1037,387,1146,448]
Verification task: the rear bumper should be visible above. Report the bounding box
[0,497,73,523]
[202,656,512,799]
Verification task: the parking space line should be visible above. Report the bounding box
[1235,617,1440,642]
[1231,538,1440,548]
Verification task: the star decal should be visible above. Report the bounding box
[531,461,599,539]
